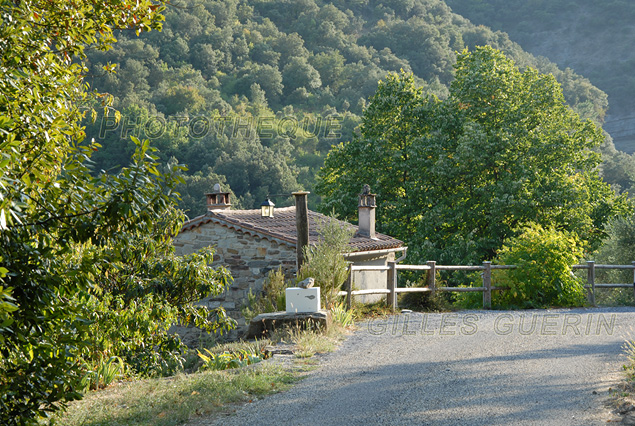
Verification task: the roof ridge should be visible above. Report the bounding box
[178,208,404,253]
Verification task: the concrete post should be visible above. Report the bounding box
[293,191,310,269]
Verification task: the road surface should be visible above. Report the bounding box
[207,307,635,425]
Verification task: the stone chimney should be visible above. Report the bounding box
[206,183,231,211]
[357,184,376,239]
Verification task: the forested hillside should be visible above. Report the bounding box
[84,0,627,216]
[445,0,635,153]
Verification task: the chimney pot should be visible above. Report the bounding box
[206,183,232,211]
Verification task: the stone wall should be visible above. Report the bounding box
[173,220,297,341]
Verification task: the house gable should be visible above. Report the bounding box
[173,219,297,341]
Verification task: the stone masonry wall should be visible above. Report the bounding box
[173,221,297,341]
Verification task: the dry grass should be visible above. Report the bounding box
[48,316,352,426]
[606,340,635,420]
[267,320,350,359]
[47,363,298,426]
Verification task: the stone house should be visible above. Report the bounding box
[173,185,405,338]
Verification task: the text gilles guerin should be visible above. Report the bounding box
[367,313,617,337]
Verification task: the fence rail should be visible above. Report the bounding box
[339,260,635,311]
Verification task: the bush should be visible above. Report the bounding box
[72,211,235,380]
[399,270,455,312]
[242,268,288,321]
[494,224,586,308]
[452,271,495,310]
[77,293,187,378]
[296,217,354,308]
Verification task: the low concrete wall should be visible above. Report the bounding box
[347,252,395,303]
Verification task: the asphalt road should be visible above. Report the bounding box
[208,307,635,425]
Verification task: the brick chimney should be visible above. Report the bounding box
[357,184,376,238]
[206,183,231,211]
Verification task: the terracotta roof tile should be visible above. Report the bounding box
[179,206,403,253]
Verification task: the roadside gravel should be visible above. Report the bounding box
[203,307,635,425]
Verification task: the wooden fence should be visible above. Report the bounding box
[338,260,635,311]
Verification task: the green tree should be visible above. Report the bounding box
[310,51,346,89]
[0,1,227,423]
[282,56,322,96]
[161,84,206,115]
[317,46,630,266]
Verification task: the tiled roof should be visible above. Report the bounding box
[179,206,404,253]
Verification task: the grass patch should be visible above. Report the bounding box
[267,321,349,359]
[49,318,351,426]
[608,339,635,420]
[292,327,338,358]
[48,364,298,426]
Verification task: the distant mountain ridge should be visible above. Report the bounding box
[445,0,635,152]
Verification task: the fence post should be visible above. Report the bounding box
[587,260,596,307]
[426,261,436,296]
[483,261,492,309]
[387,261,397,312]
[346,264,353,310]
[632,261,635,303]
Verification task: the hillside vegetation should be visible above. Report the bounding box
[445,0,635,152]
[4,2,635,424]
[83,0,622,216]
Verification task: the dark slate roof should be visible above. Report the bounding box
[179,206,404,253]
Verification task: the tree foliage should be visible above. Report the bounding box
[317,46,630,266]
[0,1,229,424]
[77,0,621,214]
[76,208,234,378]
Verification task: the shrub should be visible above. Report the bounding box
[76,292,188,378]
[495,224,586,308]
[241,268,287,321]
[400,270,455,312]
[296,217,354,308]
[71,212,235,380]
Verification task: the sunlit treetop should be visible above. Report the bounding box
[0,0,165,228]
